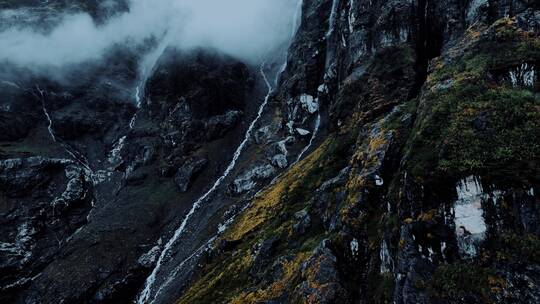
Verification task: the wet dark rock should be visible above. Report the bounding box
[2,0,540,303]
[296,241,348,304]
[0,157,92,298]
[250,237,279,279]
[293,209,311,235]
[174,158,208,193]
[229,164,276,195]
[205,110,243,140]
[0,111,34,141]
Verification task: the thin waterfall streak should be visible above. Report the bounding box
[326,0,340,38]
[137,62,274,304]
[115,33,171,157]
[296,113,321,162]
[149,199,251,303]
[291,0,303,38]
[150,236,216,304]
[35,84,93,174]
[36,85,56,142]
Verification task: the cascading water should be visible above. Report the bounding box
[36,85,56,143]
[111,32,173,163]
[137,62,276,304]
[149,201,250,302]
[136,3,302,302]
[275,0,303,86]
[348,0,355,33]
[35,85,93,174]
[295,1,338,163]
[108,135,126,164]
[296,113,321,162]
[326,0,340,38]
[291,0,303,38]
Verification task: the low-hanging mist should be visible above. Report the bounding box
[0,0,298,70]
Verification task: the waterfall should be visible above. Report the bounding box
[36,85,56,143]
[136,63,275,304]
[296,113,321,162]
[348,0,355,33]
[35,85,93,174]
[148,201,250,302]
[108,135,126,164]
[275,0,303,86]
[326,0,340,38]
[111,32,172,160]
[291,0,303,38]
[137,4,303,301]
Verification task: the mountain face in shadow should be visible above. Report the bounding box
[1,1,539,303]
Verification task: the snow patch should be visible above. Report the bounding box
[296,128,311,136]
[317,83,329,94]
[454,176,487,258]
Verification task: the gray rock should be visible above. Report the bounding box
[230,164,275,195]
[293,209,311,235]
[174,158,208,192]
[271,154,288,169]
[138,245,161,268]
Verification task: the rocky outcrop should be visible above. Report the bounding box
[0,157,92,301]
[174,158,208,192]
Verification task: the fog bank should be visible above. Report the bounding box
[0,0,298,69]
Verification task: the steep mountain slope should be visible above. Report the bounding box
[0,0,538,304]
[175,0,540,303]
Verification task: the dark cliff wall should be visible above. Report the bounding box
[0,1,538,303]
[177,1,539,303]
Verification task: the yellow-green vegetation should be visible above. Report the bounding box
[225,136,347,241]
[333,45,416,126]
[230,253,309,304]
[495,232,540,264]
[426,262,505,301]
[178,134,354,304]
[406,17,539,183]
[177,16,539,304]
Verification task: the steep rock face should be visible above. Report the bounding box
[0,1,538,303]
[176,1,539,304]
[0,43,267,302]
[0,157,93,302]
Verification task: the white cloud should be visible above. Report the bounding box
[0,0,298,69]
